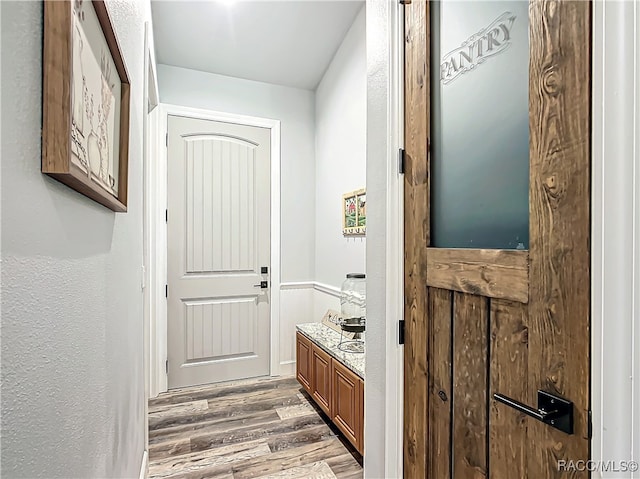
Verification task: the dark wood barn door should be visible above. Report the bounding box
[403,1,591,478]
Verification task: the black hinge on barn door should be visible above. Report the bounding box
[165,284,168,298]
[399,320,406,344]
[399,148,406,175]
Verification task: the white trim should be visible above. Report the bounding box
[365,1,402,475]
[313,282,341,298]
[138,450,148,479]
[592,1,639,475]
[280,281,315,290]
[280,281,341,298]
[633,0,640,469]
[150,103,282,394]
[385,1,404,477]
[279,361,296,377]
[142,23,158,460]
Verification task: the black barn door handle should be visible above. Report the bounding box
[493,390,573,435]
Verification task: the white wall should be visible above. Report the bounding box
[1,1,151,477]
[592,1,640,476]
[315,7,367,290]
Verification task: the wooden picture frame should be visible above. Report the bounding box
[342,188,366,236]
[42,0,131,212]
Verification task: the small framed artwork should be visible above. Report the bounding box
[42,0,131,212]
[343,188,366,236]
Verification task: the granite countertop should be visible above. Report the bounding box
[296,323,365,379]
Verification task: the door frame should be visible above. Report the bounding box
[148,103,281,395]
[591,0,640,470]
[142,19,159,477]
[362,1,405,477]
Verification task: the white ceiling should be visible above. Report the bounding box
[151,1,364,91]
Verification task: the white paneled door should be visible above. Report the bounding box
[167,115,271,389]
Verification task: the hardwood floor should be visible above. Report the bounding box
[148,376,363,479]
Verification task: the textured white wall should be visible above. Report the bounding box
[1,1,150,477]
[156,65,316,283]
[315,7,367,289]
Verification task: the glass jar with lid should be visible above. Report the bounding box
[340,273,366,320]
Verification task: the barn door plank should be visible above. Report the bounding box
[528,1,591,477]
[489,299,529,479]
[428,287,453,479]
[452,292,488,479]
[403,0,430,477]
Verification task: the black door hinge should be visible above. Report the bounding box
[165,284,168,298]
[399,148,406,175]
[165,209,168,223]
[399,320,406,344]
[165,359,169,374]
[587,410,592,439]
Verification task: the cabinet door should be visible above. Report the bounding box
[331,359,361,450]
[311,344,332,416]
[295,332,312,393]
[357,378,364,454]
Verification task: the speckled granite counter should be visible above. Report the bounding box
[296,323,365,379]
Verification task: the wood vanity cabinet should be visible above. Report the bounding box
[295,331,364,455]
[332,359,363,454]
[295,332,312,393]
[311,344,332,416]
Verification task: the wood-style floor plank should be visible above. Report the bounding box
[187,414,329,455]
[149,410,280,445]
[150,390,302,431]
[149,439,271,478]
[149,376,362,479]
[149,377,300,408]
[253,460,337,479]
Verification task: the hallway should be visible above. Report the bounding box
[148,376,363,478]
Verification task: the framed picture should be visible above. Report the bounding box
[342,188,366,236]
[42,0,131,212]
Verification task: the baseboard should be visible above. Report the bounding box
[139,449,148,479]
[279,360,296,376]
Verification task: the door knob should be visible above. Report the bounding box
[493,390,573,435]
[253,281,268,289]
